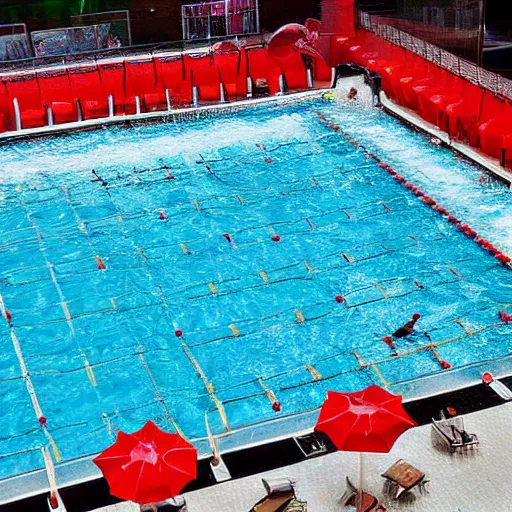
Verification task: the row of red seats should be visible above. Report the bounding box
[0,46,314,133]
[330,30,512,170]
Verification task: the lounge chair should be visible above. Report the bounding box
[431,412,479,454]
[341,477,387,512]
[250,478,307,512]
[140,497,187,511]
[381,460,428,500]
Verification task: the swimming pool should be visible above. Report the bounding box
[0,91,511,482]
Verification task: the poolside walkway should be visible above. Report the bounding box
[97,401,512,512]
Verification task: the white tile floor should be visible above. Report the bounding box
[98,402,512,512]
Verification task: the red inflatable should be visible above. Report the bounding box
[268,19,332,85]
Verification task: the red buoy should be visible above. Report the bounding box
[96,257,106,270]
[439,360,452,370]
[378,163,388,169]
[265,157,273,164]
[272,401,281,412]
[38,416,47,426]
[49,493,59,509]
[335,295,344,303]
[223,233,232,243]
[271,235,281,242]
[175,329,183,337]
[159,211,167,220]
[49,493,59,510]
[405,183,414,190]
[482,371,493,384]
[4,310,12,326]
[499,311,512,323]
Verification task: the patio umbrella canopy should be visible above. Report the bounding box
[314,385,417,453]
[93,421,197,504]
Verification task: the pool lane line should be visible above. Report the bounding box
[205,316,507,406]
[155,286,231,433]
[313,110,512,270]
[0,294,61,462]
[138,351,185,439]
[20,197,100,390]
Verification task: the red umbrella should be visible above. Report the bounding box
[93,421,197,504]
[315,385,416,453]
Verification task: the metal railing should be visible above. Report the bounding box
[0,33,267,74]
[358,10,512,101]
[182,0,259,40]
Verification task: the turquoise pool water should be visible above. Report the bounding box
[0,95,511,480]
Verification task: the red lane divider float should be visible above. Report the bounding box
[335,295,344,303]
[4,310,12,326]
[315,112,512,270]
[175,329,183,337]
[159,210,167,220]
[499,311,512,323]
[96,256,106,270]
[271,235,281,242]
[377,161,511,268]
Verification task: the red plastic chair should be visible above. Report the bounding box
[125,58,166,114]
[37,69,78,125]
[0,80,14,132]
[98,61,127,115]
[478,100,512,160]
[68,65,108,120]
[269,49,308,90]
[184,53,221,102]
[246,47,283,95]
[154,55,192,107]
[5,72,46,129]
[214,49,247,100]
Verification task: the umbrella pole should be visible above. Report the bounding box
[358,451,364,503]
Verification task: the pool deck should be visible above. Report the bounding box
[96,401,512,512]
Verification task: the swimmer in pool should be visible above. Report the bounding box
[347,87,358,100]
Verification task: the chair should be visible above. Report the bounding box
[250,478,307,512]
[431,413,479,454]
[140,496,187,511]
[341,477,386,512]
[381,460,428,500]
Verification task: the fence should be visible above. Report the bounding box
[70,10,132,47]
[182,0,259,40]
[358,11,512,102]
[0,24,30,61]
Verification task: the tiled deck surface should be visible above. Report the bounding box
[97,402,512,512]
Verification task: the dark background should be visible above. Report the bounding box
[0,0,320,43]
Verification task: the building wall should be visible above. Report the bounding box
[0,0,321,45]
[125,0,321,44]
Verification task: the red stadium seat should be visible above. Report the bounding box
[478,100,512,159]
[214,49,247,100]
[98,61,126,115]
[184,53,221,102]
[0,81,13,132]
[125,58,167,114]
[269,50,308,90]
[154,55,192,107]
[37,69,77,125]
[68,65,108,120]
[246,47,283,95]
[5,72,46,129]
